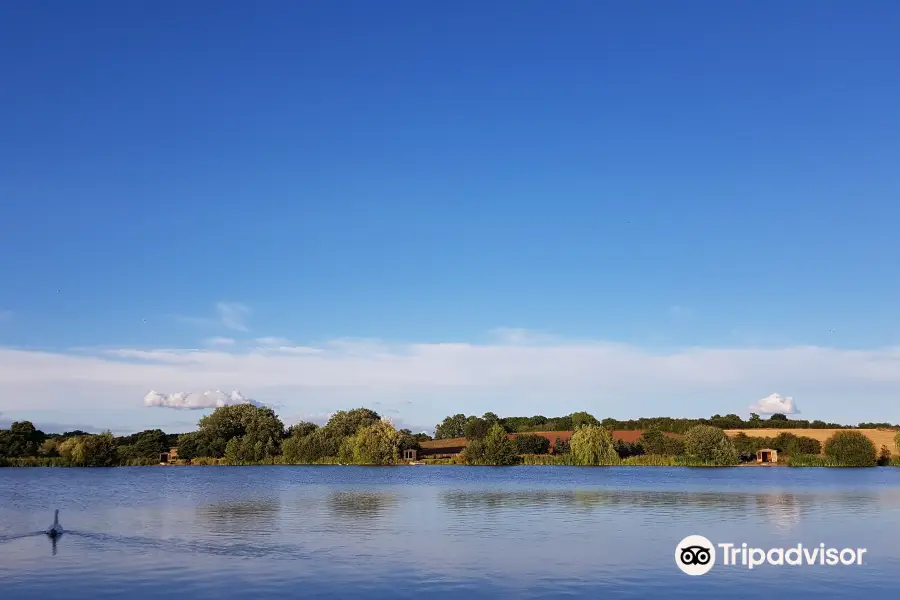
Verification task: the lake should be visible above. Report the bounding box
[1,466,899,599]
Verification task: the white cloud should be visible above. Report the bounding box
[205,337,236,346]
[216,302,250,332]
[750,393,800,415]
[144,389,262,410]
[1,334,899,427]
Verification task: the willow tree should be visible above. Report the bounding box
[342,419,401,465]
[569,425,619,466]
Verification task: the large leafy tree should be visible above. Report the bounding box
[462,424,518,465]
[188,404,286,459]
[324,408,381,438]
[683,425,739,465]
[434,414,468,439]
[119,429,170,460]
[0,421,46,458]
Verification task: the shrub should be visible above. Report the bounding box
[877,445,892,466]
[795,436,821,455]
[788,454,843,467]
[772,432,798,453]
[663,436,685,456]
[823,431,876,467]
[514,434,550,455]
[614,440,644,458]
[552,437,570,454]
[683,425,739,466]
[895,431,900,455]
[569,425,619,466]
[638,427,668,455]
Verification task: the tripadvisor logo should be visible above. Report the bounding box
[675,535,868,575]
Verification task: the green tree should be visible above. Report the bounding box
[282,427,342,464]
[824,431,876,467]
[463,424,518,465]
[345,419,401,465]
[324,408,381,438]
[795,436,821,455]
[223,435,277,465]
[196,404,285,458]
[569,411,600,429]
[552,436,570,454]
[877,445,892,466]
[683,425,739,465]
[772,432,799,453]
[638,426,668,455]
[0,421,45,458]
[464,416,492,440]
[769,414,788,421]
[895,431,900,455]
[434,414,468,439]
[39,438,59,457]
[569,425,619,465]
[514,433,550,455]
[287,421,319,438]
[174,431,213,461]
[397,429,420,453]
[57,432,119,467]
[128,429,170,459]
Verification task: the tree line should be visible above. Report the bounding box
[3,404,899,468]
[0,405,433,467]
[433,411,897,439]
[454,421,898,468]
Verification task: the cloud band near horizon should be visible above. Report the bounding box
[0,334,899,426]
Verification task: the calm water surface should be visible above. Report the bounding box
[1,466,899,599]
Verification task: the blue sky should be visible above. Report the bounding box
[1,2,899,434]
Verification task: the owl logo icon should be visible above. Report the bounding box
[675,535,716,575]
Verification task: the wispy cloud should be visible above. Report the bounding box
[205,337,236,346]
[216,302,250,332]
[750,393,800,415]
[173,302,251,332]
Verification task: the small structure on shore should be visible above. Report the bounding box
[402,449,417,461]
[159,447,178,464]
[757,448,778,464]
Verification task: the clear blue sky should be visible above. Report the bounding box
[1,2,899,433]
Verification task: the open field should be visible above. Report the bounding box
[725,429,899,455]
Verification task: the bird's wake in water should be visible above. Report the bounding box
[1,510,319,560]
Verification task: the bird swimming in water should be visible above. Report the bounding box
[46,509,64,538]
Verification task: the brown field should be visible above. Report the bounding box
[725,429,900,456]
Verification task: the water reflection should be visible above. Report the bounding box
[194,499,280,536]
[439,489,886,523]
[327,491,397,520]
[752,494,802,530]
